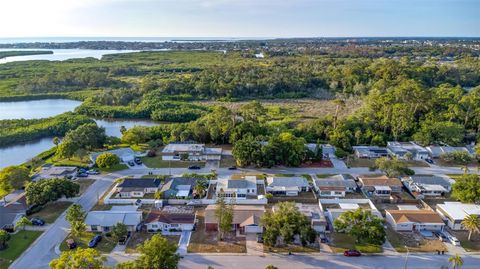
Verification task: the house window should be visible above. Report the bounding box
[170,224,179,227]
[334,191,343,195]
[91,226,98,231]
[151,224,158,228]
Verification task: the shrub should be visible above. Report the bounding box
[95,152,120,168]
[335,148,348,158]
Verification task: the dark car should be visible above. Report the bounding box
[88,235,102,248]
[228,166,237,170]
[87,169,100,175]
[344,249,361,257]
[134,158,142,165]
[188,165,201,170]
[76,172,88,178]
[425,159,434,164]
[78,168,88,173]
[30,217,45,226]
[118,236,128,245]
[256,234,263,243]
[128,161,135,167]
[66,238,77,249]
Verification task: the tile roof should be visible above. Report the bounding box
[387,210,444,224]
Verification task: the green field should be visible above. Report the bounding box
[0,231,43,269]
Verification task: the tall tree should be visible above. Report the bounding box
[448,254,464,269]
[214,196,234,240]
[451,174,480,203]
[0,165,30,190]
[49,248,109,269]
[66,204,86,224]
[333,208,386,245]
[461,215,480,241]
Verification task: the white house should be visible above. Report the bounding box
[216,175,261,199]
[85,206,142,232]
[313,174,357,197]
[116,178,161,198]
[401,175,452,199]
[385,209,445,232]
[145,206,196,234]
[318,199,382,226]
[436,202,480,230]
[387,141,429,160]
[426,146,473,158]
[161,143,222,161]
[266,176,309,196]
[305,144,336,158]
[352,146,389,159]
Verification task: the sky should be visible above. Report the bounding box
[0,0,478,38]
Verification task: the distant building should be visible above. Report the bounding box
[116,178,161,198]
[34,165,77,180]
[357,175,403,198]
[402,175,452,199]
[161,143,222,161]
[305,144,336,158]
[216,175,264,200]
[266,176,309,196]
[205,205,265,234]
[145,206,196,234]
[436,202,480,230]
[353,146,389,159]
[387,141,429,160]
[159,177,198,199]
[426,146,473,158]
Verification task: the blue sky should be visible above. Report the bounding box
[0,0,478,37]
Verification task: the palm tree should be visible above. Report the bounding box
[462,214,480,241]
[448,254,463,269]
[194,184,206,198]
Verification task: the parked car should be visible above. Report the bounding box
[87,169,100,175]
[344,249,361,257]
[118,236,128,245]
[256,234,263,243]
[76,172,88,178]
[434,232,447,242]
[78,168,88,173]
[66,238,77,249]
[88,235,102,248]
[128,161,135,167]
[134,157,142,165]
[30,217,45,226]
[425,159,434,164]
[228,166,237,170]
[319,233,328,243]
[443,231,461,246]
[188,165,201,170]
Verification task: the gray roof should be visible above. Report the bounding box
[85,211,142,227]
[267,177,308,188]
[0,198,27,228]
[160,177,197,196]
[409,175,451,188]
[228,180,250,188]
[118,178,161,189]
[315,179,346,188]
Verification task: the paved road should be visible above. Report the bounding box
[10,173,119,269]
[178,253,480,269]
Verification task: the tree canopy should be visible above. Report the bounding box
[333,208,386,246]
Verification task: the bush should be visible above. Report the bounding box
[147,149,157,157]
[335,148,348,158]
[440,151,473,165]
[355,244,382,253]
[95,152,120,168]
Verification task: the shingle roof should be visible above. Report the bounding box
[359,175,403,187]
[267,176,308,188]
[85,211,142,227]
[387,210,444,224]
[118,178,161,188]
[145,206,196,224]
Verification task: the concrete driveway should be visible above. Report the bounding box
[177,231,192,255]
[246,234,264,256]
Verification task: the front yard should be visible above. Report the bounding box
[187,209,246,253]
[346,158,430,168]
[140,155,205,169]
[98,163,129,172]
[29,201,73,223]
[328,233,382,253]
[219,156,237,168]
[126,232,180,253]
[76,178,95,196]
[386,228,447,253]
[60,232,117,253]
[451,230,480,252]
[0,231,43,269]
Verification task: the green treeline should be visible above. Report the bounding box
[0,50,53,59]
[0,113,94,146]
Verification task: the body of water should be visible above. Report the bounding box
[0,48,138,63]
[0,99,159,168]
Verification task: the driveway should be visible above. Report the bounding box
[177,231,192,255]
[246,234,264,256]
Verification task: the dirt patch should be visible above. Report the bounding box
[386,228,447,253]
[302,160,333,168]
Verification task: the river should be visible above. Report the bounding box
[0,48,138,64]
[0,99,159,168]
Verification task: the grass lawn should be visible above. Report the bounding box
[45,156,91,168]
[140,156,205,169]
[98,163,129,173]
[29,201,73,223]
[328,233,382,253]
[219,156,237,168]
[265,243,319,253]
[452,231,480,252]
[60,232,117,253]
[346,158,376,168]
[0,231,43,269]
[385,228,447,253]
[316,174,336,178]
[126,232,179,253]
[76,178,95,196]
[187,210,246,253]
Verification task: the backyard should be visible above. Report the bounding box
[0,231,43,269]
[187,209,246,253]
[29,201,73,223]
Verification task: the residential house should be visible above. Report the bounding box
[205,205,265,234]
[387,141,429,160]
[357,175,403,198]
[216,175,264,200]
[352,146,389,159]
[85,206,142,232]
[402,175,452,199]
[145,206,196,234]
[0,195,27,232]
[116,178,161,198]
[159,177,198,199]
[34,165,77,180]
[305,144,336,158]
[313,174,357,197]
[436,202,480,230]
[266,176,309,196]
[294,203,327,233]
[318,199,382,227]
[386,208,445,232]
[161,143,222,161]
[426,146,473,158]
[91,148,136,163]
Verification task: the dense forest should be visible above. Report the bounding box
[0,39,479,154]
